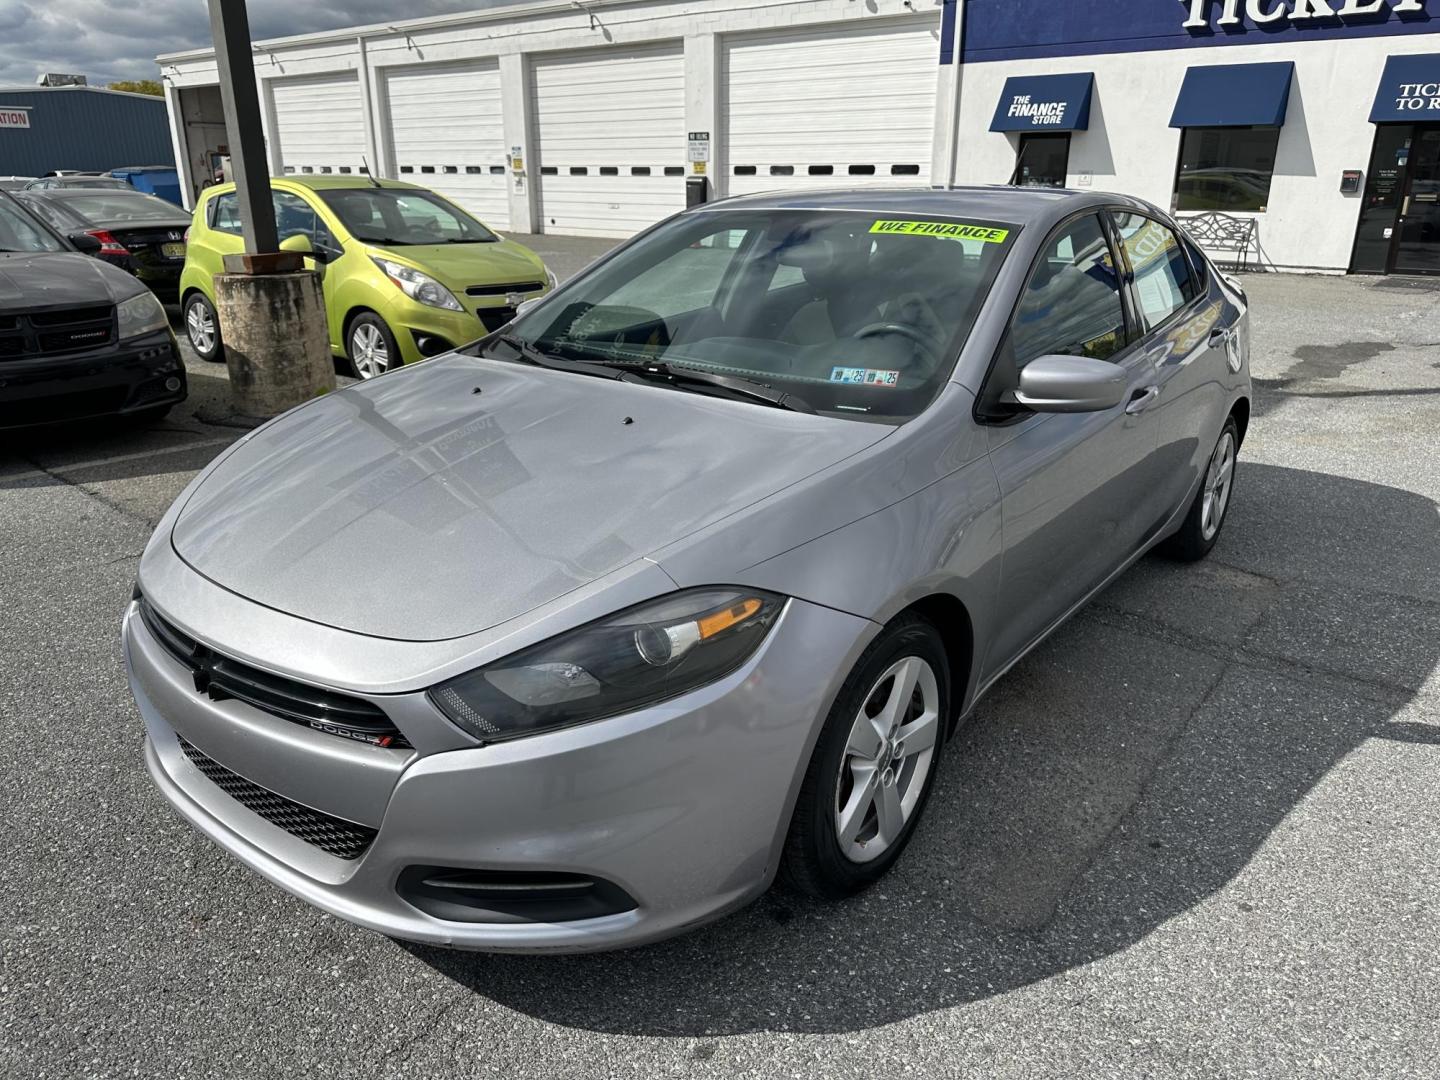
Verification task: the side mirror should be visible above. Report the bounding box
[1013,354,1128,414]
[278,233,315,256]
[67,232,103,256]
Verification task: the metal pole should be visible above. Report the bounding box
[207,0,277,256]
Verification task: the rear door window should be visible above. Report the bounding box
[209,193,242,235]
[1111,212,1199,333]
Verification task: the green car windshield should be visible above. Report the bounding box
[317,188,498,246]
[510,210,1016,422]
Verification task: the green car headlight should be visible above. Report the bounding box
[371,256,464,311]
[430,589,786,744]
[116,292,168,340]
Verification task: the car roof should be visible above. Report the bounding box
[202,176,424,199]
[691,185,1157,228]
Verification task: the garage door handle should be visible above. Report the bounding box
[1125,385,1161,414]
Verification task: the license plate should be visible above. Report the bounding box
[161,242,186,258]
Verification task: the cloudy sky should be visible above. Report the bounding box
[0,0,515,88]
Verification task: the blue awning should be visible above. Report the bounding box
[990,73,1094,133]
[1169,62,1294,128]
[1370,54,1440,123]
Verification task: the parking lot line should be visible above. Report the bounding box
[3,435,237,483]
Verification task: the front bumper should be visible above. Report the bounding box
[0,329,186,427]
[124,595,872,953]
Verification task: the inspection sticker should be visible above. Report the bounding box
[831,367,900,387]
[869,220,1010,243]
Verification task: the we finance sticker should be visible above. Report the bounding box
[870,220,1010,244]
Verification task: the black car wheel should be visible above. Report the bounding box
[781,613,950,899]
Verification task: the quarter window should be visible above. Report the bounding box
[1112,213,1197,332]
[1010,213,1126,368]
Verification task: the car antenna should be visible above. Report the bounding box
[361,156,382,188]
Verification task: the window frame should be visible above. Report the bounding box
[1106,209,1207,341]
[975,207,1138,425]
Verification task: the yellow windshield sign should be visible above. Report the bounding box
[870,220,1011,243]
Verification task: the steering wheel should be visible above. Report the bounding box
[854,321,944,362]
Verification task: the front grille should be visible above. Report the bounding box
[177,738,377,860]
[138,598,409,749]
[0,305,116,360]
[465,281,545,297]
[0,386,127,426]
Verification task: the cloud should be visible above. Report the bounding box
[0,0,514,88]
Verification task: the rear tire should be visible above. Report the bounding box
[780,614,950,900]
[346,312,401,379]
[1161,417,1239,562]
[182,292,223,363]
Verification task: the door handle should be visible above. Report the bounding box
[1208,326,1231,349]
[1125,385,1161,414]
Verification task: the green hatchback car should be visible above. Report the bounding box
[180,177,554,377]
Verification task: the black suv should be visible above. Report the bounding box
[0,191,186,427]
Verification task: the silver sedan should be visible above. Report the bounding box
[124,187,1250,952]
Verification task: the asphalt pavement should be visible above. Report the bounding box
[1,246,1437,1079]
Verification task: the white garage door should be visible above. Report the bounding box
[384,60,510,229]
[270,73,367,176]
[531,43,685,238]
[723,19,940,197]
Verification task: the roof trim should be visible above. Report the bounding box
[0,85,167,102]
[156,0,636,64]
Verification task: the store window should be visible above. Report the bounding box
[1174,127,1280,213]
[1012,133,1071,189]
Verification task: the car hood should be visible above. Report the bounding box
[171,354,889,641]
[0,251,140,308]
[369,238,547,289]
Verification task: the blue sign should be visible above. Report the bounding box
[1370,52,1440,119]
[964,0,1438,64]
[1170,61,1295,126]
[990,74,1096,131]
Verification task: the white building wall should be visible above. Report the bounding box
[955,34,1440,274]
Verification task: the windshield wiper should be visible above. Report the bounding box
[488,334,630,381]
[620,361,816,414]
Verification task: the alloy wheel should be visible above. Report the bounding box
[351,322,389,379]
[186,301,215,354]
[834,655,941,864]
[1201,430,1236,541]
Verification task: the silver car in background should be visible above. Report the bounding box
[124,187,1250,952]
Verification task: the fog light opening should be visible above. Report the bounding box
[164,376,182,392]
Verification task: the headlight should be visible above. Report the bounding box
[430,588,785,744]
[116,292,167,340]
[371,256,464,311]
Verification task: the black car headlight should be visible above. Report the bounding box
[430,589,786,744]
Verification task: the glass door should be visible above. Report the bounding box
[1011,134,1071,189]
[1393,126,1440,274]
[1350,125,1412,274]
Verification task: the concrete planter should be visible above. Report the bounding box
[215,271,335,417]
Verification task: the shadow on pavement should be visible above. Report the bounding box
[407,462,1440,1035]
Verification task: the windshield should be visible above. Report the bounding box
[317,187,498,245]
[510,209,1016,422]
[55,192,183,222]
[0,196,66,253]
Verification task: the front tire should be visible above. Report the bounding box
[182,292,223,363]
[780,614,950,899]
[1162,417,1239,562]
[346,312,401,379]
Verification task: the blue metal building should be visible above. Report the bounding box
[0,86,174,177]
